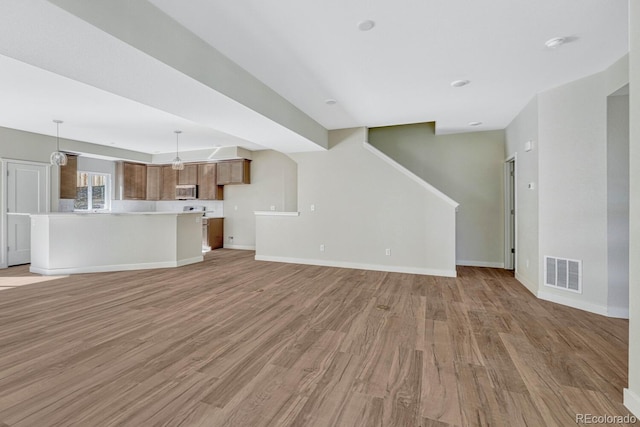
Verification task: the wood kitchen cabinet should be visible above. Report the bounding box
[206,218,224,249]
[197,163,223,200]
[59,154,78,199]
[160,165,177,200]
[177,164,198,185]
[216,159,251,185]
[146,165,162,200]
[122,162,147,200]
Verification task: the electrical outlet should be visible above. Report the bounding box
[310,204,315,212]
[234,205,238,211]
[385,248,391,256]
[320,244,325,252]
[270,205,276,211]
[229,236,234,242]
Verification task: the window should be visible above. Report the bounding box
[74,172,111,211]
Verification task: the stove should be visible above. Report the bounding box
[182,205,206,214]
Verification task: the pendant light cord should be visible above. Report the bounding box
[53,119,63,151]
[175,130,182,158]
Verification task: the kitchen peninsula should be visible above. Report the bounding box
[30,211,203,275]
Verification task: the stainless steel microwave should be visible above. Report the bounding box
[176,184,197,200]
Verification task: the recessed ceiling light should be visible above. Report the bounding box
[357,20,375,31]
[545,37,566,48]
[451,79,470,88]
[325,98,337,105]
[469,121,482,127]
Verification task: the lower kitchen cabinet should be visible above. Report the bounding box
[205,218,224,250]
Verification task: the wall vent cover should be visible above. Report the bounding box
[544,256,582,293]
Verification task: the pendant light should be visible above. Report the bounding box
[50,120,68,166]
[171,130,184,171]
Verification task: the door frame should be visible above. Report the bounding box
[0,158,51,269]
[504,155,517,271]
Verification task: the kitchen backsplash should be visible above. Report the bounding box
[111,200,157,212]
[58,199,223,216]
[58,199,75,212]
[155,200,223,216]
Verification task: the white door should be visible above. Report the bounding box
[6,161,49,266]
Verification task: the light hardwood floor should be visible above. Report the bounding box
[0,250,632,426]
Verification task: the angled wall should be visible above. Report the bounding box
[223,150,298,250]
[537,56,628,317]
[506,54,629,318]
[369,123,505,268]
[255,127,458,277]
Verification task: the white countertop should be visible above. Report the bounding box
[30,211,207,217]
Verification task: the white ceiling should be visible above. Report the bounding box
[0,0,630,155]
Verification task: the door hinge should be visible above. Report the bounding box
[511,248,515,254]
[511,209,515,214]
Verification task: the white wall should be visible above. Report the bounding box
[0,125,62,211]
[505,97,539,294]
[1,125,151,208]
[505,56,629,318]
[607,92,630,317]
[223,150,298,249]
[255,127,458,276]
[537,68,622,315]
[77,156,115,176]
[625,0,640,417]
[368,123,505,267]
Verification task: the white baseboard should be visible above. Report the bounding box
[607,305,630,319]
[29,256,203,276]
[254,255,457,277]
[456,260,505,268]
[624,388,640,418]
[537,289,608,317]
[224,244,256,250]
[514,272,537,296]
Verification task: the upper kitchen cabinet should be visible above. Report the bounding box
[146,165,162,201]
[59,154,78,199]
[217,159,251,185]
[160,165,177,200]
[197,163,223,200]
[120,162,147,200]
[177,164,198,185]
